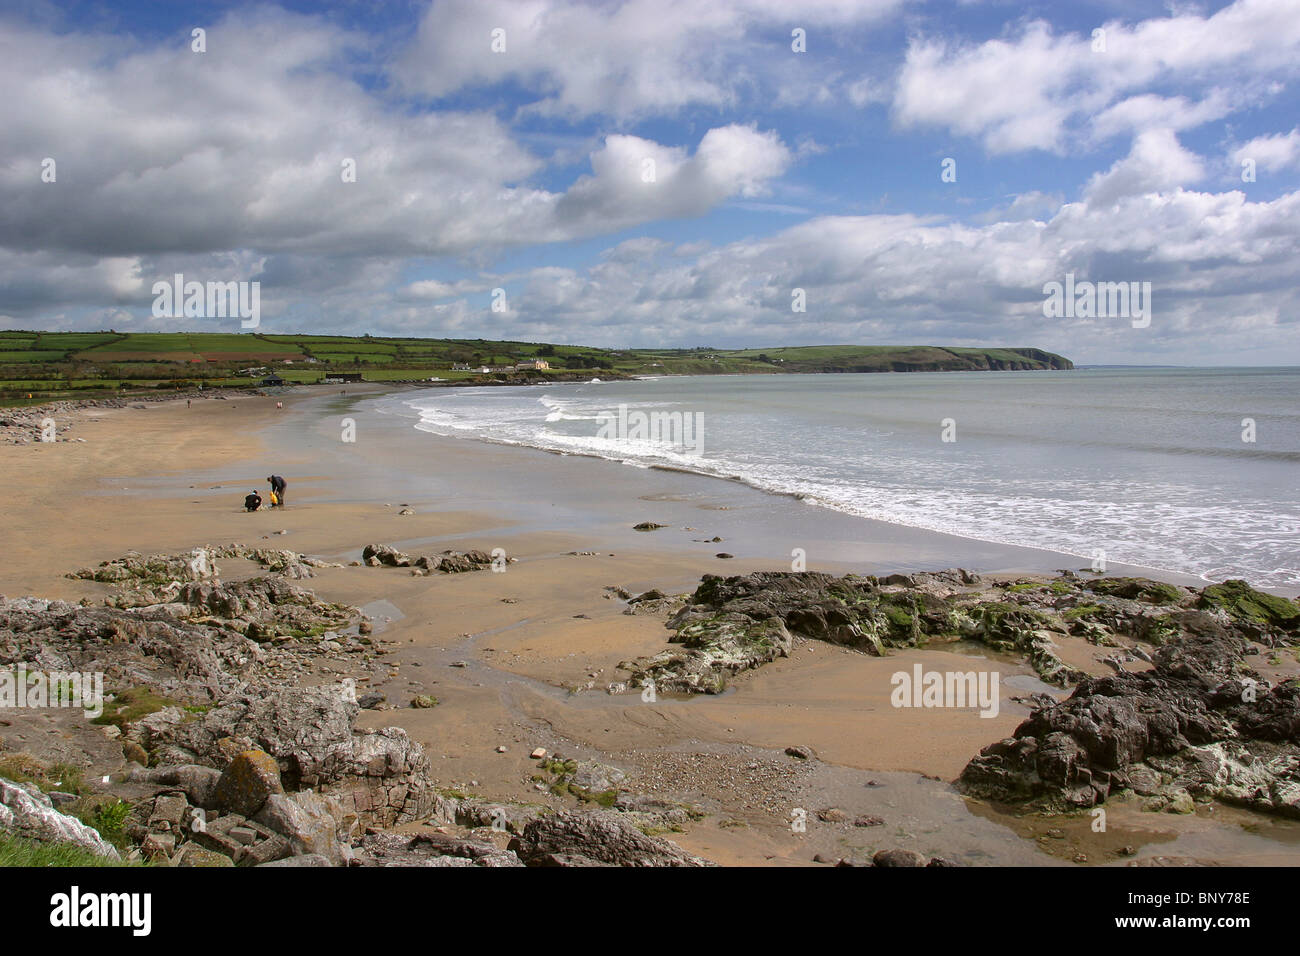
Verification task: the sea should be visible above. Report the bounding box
[389,367,1299,590]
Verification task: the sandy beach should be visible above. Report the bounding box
[3,384,1298,867]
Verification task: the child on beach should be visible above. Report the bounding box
[244,490,262,511]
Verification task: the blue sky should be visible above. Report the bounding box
[2,0,1299,364]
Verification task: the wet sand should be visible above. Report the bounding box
[3,383,1297,866]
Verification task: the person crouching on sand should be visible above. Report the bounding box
[244,490,262,512]
[266,474,286,507]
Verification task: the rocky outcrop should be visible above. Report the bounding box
[618,570,1298,699]
[131,687,433,827]
[362,543,506,574]
[959,608,1300,817]
[0,777,121,859]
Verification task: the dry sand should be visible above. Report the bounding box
[3,384,1297,866]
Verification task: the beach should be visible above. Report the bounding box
[3,384,1298,866]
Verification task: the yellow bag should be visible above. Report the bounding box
[269,491,279,507]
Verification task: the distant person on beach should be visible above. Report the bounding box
[267,474,286,507]
[244,491,262,512]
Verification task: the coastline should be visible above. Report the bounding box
[3,383,1298,867]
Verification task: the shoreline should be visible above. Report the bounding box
[2,383,1298,867]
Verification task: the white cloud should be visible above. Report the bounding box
[393,0,906,119]
[1083,129,1205,207]
[893,0,1300,154]
[1232,128,1300,174]
[0,10,792,316]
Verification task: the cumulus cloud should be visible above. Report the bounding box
[1083,129,1205,207]
[0,10,792,317]
[393,0,905,119]
[1231,128,1300,174]
[430,186,1300,364]
[894,0,1300,153]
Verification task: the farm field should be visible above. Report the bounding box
[0,330,1072,404]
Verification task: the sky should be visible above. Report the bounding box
[1,0,1298,365]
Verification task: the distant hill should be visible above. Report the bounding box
[0,331,1072,405]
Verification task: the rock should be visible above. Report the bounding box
[633,522,666,531]
[958,606,1300,818]
[141,832,176,858]
[854,815,885,827]
[530,748,547,760]
[127,765,222,809]
[0,777,120,860]
[362,544,411,567]
[174,844,236,867]
[258,853,333,867]
[817,808,849,823]
[570,761,626,794]
[357,693,385,710]
[410,695,439,709]
[122,741,148,766]
[147,794,188,831]
[510,811,713,866]
[785,746,814,760]
[214,750,284,817]
[130,685,434,826]
[872,848,928,867]
[253,792,353,865]
[715,552,734,559]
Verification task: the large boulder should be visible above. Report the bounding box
[214,750,284,817]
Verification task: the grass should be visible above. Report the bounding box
[91,686,182,731]
[0,833,134,867]
[0,753,87,795]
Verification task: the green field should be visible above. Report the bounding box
[0,330,1073,405]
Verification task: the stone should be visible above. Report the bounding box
[214,750,284,817]
[253,792,353,865]
[174,844,235,867]
[510,811,712,867]
[141,832,176,858]
[148,794,188,831]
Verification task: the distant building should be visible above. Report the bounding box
[452,362,471,370]
[324,371,364,383]
[514,358,550,370]
[260,375,287,386]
